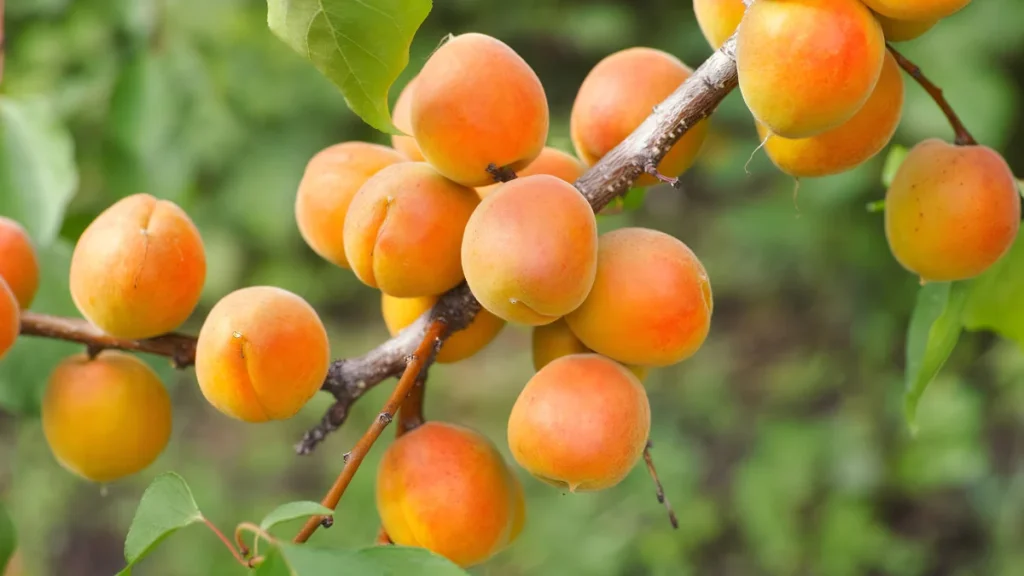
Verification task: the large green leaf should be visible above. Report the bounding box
[254,543,470,575]
[266,0,432,133]
[117,473,205,575]
[0,503,15,575]
[358,546,470,575]
[962,234,1024,346]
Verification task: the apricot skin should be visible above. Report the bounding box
[571,47,708,187]
[296,142,406,269]
[508,354,651,492]
[532,319,648,381]
[862,0,970,21]
[885,139,1021,282]
[69,194,206,339]
[41,351,172,483]
[566,228,712,367]
[0,217,40,309]
[737,0,885,139]
[345,163,480,298]
[391,78,424,161]
[377,422,523,568]
[462,175,598,326]
[693,0,747,49]
[381,293,505,363]
[874,12,936,41]
[477,147,585,199]
[0,280,18,360]
[758,51,903,177]
[195,286,330,422]
[412,33,549,187]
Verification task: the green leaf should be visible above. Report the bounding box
[0,97,78,243]
[904,282,969,432]
[0,503,16,575]
[880,145,908,189]
[255,543,471,575]
[252,545,293,576]
[266,543,374,575]
[963,233,1024,345]
[260,501,334,532]
[266,0,433,133]
[118,473,205,575]
[357,546,470,575]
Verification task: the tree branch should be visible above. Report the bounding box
[643,441,678,529]
[887,44,977,146]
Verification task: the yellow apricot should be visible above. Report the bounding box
[69,194,206,339]
[391,77,425,161]
[874,12,937,41]
[0,216,40,309]
[885,139,1020,282]
[42,351,172,482]
[508,354,650,491]
[693,0,747,49]
[862,0,970,21]
[195,286,330,422]
[377,421,522,567]
[737,0,885,138]
[412,33,548,187]
[476,147,585,199]
[381,293,505,363]
[531,319,648,381]
[0,280,18,360]
[571,47,708,187]
[296,142,406,269]
[462,175,598,326]
[757,51,903,177]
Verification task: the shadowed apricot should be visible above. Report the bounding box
[392,77,424,161]
[345,163,479,297]
[0,217,40,309]
[532,319,648,381]
[381,293,505,363]
[571,47,708,187]
[694,0,747,49]
[3,550,21,576]
[477,147,585,199]
[377,422,523,567]
[885,139,1020,282]
[462,175,598,326]
[863,0,970,21]
[296,142,406,269]
[195,286,330,422]
[412,33,548,187]
[0,280,18,360]
[566,228,712,367]
[737,0,885,138]
[41,351,172,482]
[70,194,206,339]
[874,12,936,41]
[508,354,650,491]
[757,51,903,177]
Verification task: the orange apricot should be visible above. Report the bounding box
[862,0,970,21]
[476,147,585,199]
[0,217,40,309]
[571,47,708,187]
[737,0,885,138]
[377,421,522,567]
[0,280,18,360]
[885,139,1020,282]
[693,0,747,49]
[531,319,648,381]
[296,142,406,269]
[874,12,936,41]
[69,194,206,339]
[565,228,712,367]
[757,51,903,177]
[41,351,172,482]
[462,175,598,326]
[195,286,330,422]
[381,293,505,363]
[411,33,548,187]
[507,354,650,491]
[391,77,424,161]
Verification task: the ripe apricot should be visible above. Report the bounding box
[344,163,479,297]
[885,139,1020,282]
[0,217,40,309]
[0,280,18,360]
[757,51,903,177]
[462,175,598,326]
[571,47,708,187]
[566,228,712,367]
[296,142,406,269]
[391,77,424,161]
[508,354,650,491]
[476,147,585,199]
[41,351,172,482]
[737,0,885,138]
[531,319,647,381]
[381,293,505,363]
[195,286,330,422]
[874,12,936,41]
[862,0,970,21]
[694,0,747,49]
[377,421,523,567]
[69,194,206,339]
[412,33,548,187]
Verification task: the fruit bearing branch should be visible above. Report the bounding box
[886,44,977,147]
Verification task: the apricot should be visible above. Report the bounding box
[885,139,1020,282]
[462,175,598,326]
[571,47,708,187]
[376,421,522,567]
[693,0,747,49]
[737,0,885,139]
[757,51,903,177]
[874,12,936,41]
[295,142,406,269]
[344,163,479,297]
[411,33,549,187]
[476,147,585,199]
[0,217,40,309]
[862,0,970,21]
[565,228,712,367]
[69,194,206,339]
[391,77,424,162]
[381,293,505,363]
[195,286,330,422]
[41,351,172,482]
[531,319,648,381]
[508,354,650,491]
[0,280,18,360]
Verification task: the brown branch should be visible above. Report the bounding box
[643,441,678,529]
[887,44,977,146]
[292,319,448,544]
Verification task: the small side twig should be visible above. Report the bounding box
[643,441,678,529]
[643,164,684,189]
[887,44,977,146]
[203,518,256,568]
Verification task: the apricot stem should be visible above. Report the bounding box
[375,525,393,545]
[642,441,679,530]
[203,517,254,568]
[396,368,429,437]
[886,44,977,146]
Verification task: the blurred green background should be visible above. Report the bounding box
[2,0,1024,574]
